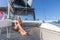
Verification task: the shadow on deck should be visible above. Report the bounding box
[0,26,40,40]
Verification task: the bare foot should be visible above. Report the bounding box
[18,30,28,36]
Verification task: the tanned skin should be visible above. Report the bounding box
[14,17,28,36]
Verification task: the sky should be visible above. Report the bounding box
[32,0,60,20]
[0,0,60,20]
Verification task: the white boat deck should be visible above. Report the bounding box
[0,19,60,40]
[40,23,60,32]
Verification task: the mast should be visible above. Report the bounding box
[7,0,10,18]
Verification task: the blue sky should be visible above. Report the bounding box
[0,0,60,20]
[32,0,60,20]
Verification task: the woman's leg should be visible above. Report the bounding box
[18,24,28,36]
[14,25,19,31]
